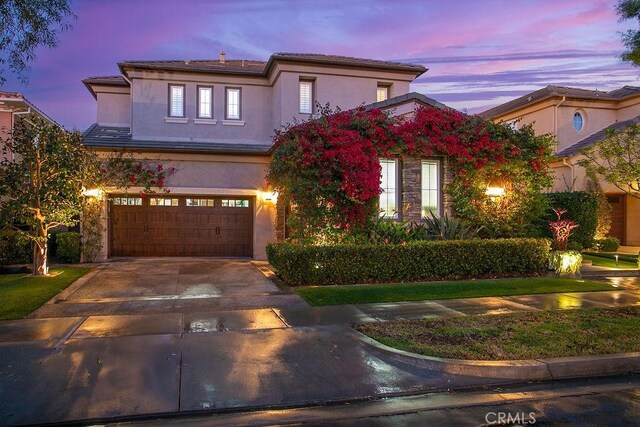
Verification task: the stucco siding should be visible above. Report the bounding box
[556,105,617,153]
[97,92,130,126]
[0,111,12,162]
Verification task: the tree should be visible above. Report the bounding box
[617,0,640,66]
[0,117,173,275]
[0,117,94,275]
[578,122,640,199]
[0,0,75,84]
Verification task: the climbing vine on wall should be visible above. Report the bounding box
[267,104,555,242]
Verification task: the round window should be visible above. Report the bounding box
[573,111,584,131]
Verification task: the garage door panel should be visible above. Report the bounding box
[110,196,253,257]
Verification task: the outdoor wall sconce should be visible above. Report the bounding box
[485,186,506,200]
[262,190,278,203]
[630,180,640,191]
[82,188,104,198]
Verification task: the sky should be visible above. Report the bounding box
[3,0,639,130]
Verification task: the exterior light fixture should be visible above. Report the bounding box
[485,186,506,198]
[630,180,640,191]
[615,254,619,266]
[82,188,103,198]
[262,191,278,203]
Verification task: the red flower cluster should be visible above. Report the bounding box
[268,105,552,235]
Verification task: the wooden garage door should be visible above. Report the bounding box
[110,196,253,257]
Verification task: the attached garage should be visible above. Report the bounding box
[109,195,253,257]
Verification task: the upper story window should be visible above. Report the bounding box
[376,85,390,102]
[168,84,185,117]
[421,160,440,217]
[197,86,213,119]
[225,87,241,120]
[573,111,584,131]
[299,80,313,114]
[379,158,399,218]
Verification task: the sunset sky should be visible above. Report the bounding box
[4,0,639,130]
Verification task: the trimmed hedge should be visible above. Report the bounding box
[544,192,598,248]
[267,238,551,286]
[55,232,81,263]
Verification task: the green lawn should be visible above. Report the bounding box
[583,253,638,269]
[295,277,614,306]
[357,306,640,360]
[0,267,90,320]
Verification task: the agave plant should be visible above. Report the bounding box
[422,212,481,240]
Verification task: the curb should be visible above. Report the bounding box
[353,330,640,381]
[27,264,107,319]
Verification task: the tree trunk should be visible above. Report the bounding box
[33,234,48,276]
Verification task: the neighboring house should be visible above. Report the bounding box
[82,53,427,260]
[480,85,640,246]
[0,91,56,162]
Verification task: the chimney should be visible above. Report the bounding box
[219,51,226,64]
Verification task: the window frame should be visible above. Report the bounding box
[573,111,584,132]
[196,85,214,119]
[299,79,314,114]
[376,84,390,102]
[168,84,186,118]
[379,158,400,219]
[420,159,441,217]
[225,87,242,120]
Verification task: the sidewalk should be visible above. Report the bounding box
[1,279,639,425]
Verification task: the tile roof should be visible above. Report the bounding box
[555,114,640,157]
[0,91,24,99]
[269,53,427,74]
[82,124,271,155]
[479,85,640,119]
[0,91,57,125]
[116,53,427,77]
[364,91,451,111]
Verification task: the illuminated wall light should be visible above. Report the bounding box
[82,188,104,198]
[262,190,278,203]
[485,186,506,198]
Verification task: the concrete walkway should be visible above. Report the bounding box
[0,259,639,425]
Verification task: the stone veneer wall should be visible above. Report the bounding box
[274,155,456,241]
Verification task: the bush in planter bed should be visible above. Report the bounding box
[55,232,81,263]
[0,230,32,266]
[267,238,551,286]
[592,237,620,252]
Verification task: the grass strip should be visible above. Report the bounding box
[295,277,613,306]
[357,306,640,360]
[0,267,91,320]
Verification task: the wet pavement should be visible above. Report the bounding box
[1,259,640,425]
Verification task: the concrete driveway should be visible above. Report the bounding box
[0,258,503,425]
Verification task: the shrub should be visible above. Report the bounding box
[0,230,32,266]
[566,241,584,251]
[422,212,481,240]
[55,232,81,263]
[592,237,621,252]
[267,238,551,286]
[542,192,598,248]
[549,250,582,275]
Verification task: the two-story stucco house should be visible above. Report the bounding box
[83,53,431,260]
[480,85,640,246]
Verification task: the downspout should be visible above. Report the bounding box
[562,157,575,191]
[553,96,566,136]
[121,73,133,134]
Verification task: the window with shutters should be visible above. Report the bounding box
[197,86,213,118]
[225,87,241,120]
[168,84,185,117]
[421,160,440,217]
[299,80,313,114]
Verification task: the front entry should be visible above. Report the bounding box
[606,194,626,245]
[109,195,253,257]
